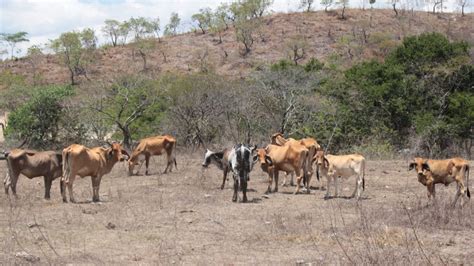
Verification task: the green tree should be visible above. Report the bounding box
[119,21,131,45]
[92,75,164,149]
[337,0,349,19]
[321,0,333,12]
[300,0,315,12]
[164,12,181,36]
[0,32,29,59]
[102,19,121,47]
[5,85,74,148]
[26,45,44,84]
[192,8,212,34]
[50,29,97,85]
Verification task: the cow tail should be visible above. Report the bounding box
[172,139,177,170]
[362,158,366,191]
[466,164,470,199]
[62,150,70,184]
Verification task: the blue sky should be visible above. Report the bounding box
[0,0,472,58]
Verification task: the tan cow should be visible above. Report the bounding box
[61,143,129,203]
[256,143,309,194]
[313,151,366,200]
[270,133,321,187]
[2,149,62,199]
[128,135,177,176]
[409,157,470,206]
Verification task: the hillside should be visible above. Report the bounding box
[1,9,473,85]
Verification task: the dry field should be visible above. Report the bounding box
[0,151,473,264]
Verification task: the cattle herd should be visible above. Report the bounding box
[0,133,471,207]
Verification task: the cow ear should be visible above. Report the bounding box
[252,154,258,164]
[251,145,257,152]
[447,161,454,175]
[264,155,273,166]
[422,162,430,172]
[107,149,114,159]
[408,162,416,171]
[324,157,329,168]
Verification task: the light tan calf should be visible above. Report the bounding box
[128,135,177,176]
[409,157,470,206]
[314,151,366,200]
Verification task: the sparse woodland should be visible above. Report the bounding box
[0,3,473,158]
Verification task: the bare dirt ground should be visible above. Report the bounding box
[0,151,473,264]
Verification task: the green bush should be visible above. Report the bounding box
[5,85,74,148]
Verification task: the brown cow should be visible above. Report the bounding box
[128,135,177,176]
[2,149,62,199]
[61,143,129,203]
[314,151,366,200]
[270,133,321,187]
[256,143,309,194]
[409,157,470,206]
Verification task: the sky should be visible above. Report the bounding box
[0,0,472,59]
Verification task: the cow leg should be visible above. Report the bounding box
[351,174,363,199]
[91,176,101,202]
[294,170,303,195]
[452,181,465,207]
[334,175,339,198]
[290,172,294,186]
[67,176,76,203]
[4,172,10,195]
[324,176,331,199]
[10,172,19,198]
[232,177,239,202]
[274,171,279,193]
[221,168,228,190]
[265,170,273,194]
[145,155,151,175]
[281,173,287,187]
[306,171,312,194]
[44,176,52,200]
[60,179,67,203]
[242,178,248,203]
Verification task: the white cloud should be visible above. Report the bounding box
[0,0,472,59]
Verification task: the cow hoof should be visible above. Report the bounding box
[232,198,237,202]
[62,199,68,203]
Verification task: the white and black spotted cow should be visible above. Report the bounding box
[228,144,258,203]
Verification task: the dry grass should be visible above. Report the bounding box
[0,151,473,264]
[2,9,473,86]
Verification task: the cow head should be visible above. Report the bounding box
[256,148,273,171]
[202,149,225,170]
[408,158,430,174]
[270,133,287,146]
[313,150,329,169]
[108,143,129,162]
[409,158,431,184]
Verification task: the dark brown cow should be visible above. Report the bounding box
[2,149,62,199]
[61,143,129,203]
[409,157,470,206]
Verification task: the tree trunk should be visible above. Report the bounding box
[392,3,398,17]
